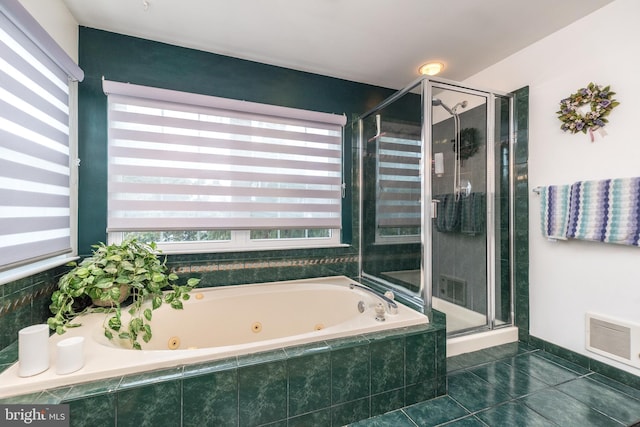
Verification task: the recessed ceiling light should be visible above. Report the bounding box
[418,62,444,76]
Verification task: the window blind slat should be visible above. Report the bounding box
[109,146,341,173]
[0,157,69,186]
[108,217,339,232]
[0,216,69,235]
[109,200,340,213]
[105,80,344,232]
[110,164,339,187]
[109,109,342,147]
[0,189,68,207]
[110,128,341,159]
[110,182,339,200]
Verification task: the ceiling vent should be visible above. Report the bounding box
[586,312,640,368]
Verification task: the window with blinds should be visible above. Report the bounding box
[104,80,346,251]
[0,0,83,275]
[375,121,422,241]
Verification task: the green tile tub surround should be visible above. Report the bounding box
[0,267,64,353]
[0,323,444,427]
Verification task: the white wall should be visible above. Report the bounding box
[18,0,78,61]
[466,0,640,374]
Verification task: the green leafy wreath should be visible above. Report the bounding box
[556,82,619,141]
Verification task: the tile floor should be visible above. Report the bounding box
[349,342,640,427]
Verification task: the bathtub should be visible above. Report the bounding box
[0,276,429,398]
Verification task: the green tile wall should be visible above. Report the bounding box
[1,323,446,427]
[513,86,530,338]
[0,267,64,355]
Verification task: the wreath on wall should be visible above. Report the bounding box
[556,82,619,142]
[452,127,479,161]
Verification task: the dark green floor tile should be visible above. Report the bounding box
[403,395,469,426]
[261,419,287,427]
[534,350,590,375]
[589,360,640,390]
[442,415,487,426]
[469,361,548,398]
[348,409,414,427]
[476,401,555,427]
[447,371,512,412]
[557,377,640,425]
[482,341,535,361]
[589,373,640,401]
[505,353,580,386]
[522,388,623,427]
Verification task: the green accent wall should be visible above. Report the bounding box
[77,27,401,255]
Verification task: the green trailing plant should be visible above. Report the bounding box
[48,239,200,350]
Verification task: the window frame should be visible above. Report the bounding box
[104,80,346,253]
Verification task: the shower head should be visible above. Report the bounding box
[432,98,468,115]
[432,98,455,115]
[452,100,468,113]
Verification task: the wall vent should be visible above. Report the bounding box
[586,312,640,368]
[439,275,467,306]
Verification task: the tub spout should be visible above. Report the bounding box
[349,282,398,315]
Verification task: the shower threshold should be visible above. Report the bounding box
[447,326,518,357]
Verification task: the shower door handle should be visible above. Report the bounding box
[431,199,440,219]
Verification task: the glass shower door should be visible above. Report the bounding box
[429,84,489,334]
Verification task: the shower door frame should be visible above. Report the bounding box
[358,75,515,335]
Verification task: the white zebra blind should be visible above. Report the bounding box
[376,123,422,228]
[0,1,83,272]
[104,80,346,232]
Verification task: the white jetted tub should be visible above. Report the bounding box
[0,276,428,398]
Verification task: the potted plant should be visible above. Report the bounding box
[47,239,200,350]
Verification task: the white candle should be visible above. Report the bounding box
[56,336,85,375]
[18,324,50,377]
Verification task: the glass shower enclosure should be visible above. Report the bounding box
[359,77,513,336]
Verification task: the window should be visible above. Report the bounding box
[104,80,346,252]
[0,0,83,279]
[376,120,422,243]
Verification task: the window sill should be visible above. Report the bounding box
[0,255,78,286]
